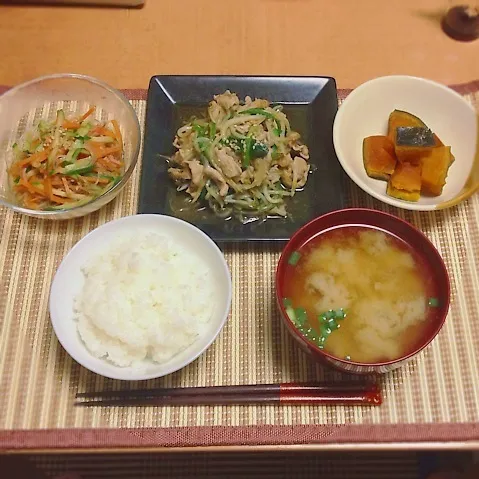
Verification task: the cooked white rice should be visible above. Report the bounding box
[74,232,214,367]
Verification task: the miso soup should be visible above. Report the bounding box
[282,227,439,363]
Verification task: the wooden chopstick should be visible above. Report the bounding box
[75,382,381,407]
[76,381,376,398]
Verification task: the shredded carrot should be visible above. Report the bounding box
[97,146,121,158]
[63,120,81,129]
[19,177,45,197]
[49,194,70,205]
[81,176,112,185]
[78,106,96,123]
[86,142,121,160]
[96,156,117,171]
[50,176,64,186]
[14,150,48,170]
[94,127,116,137]
[111,120,123,152]
[30,139,41,150]
[44,175,53,201]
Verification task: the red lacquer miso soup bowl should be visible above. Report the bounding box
[275,208,450,375]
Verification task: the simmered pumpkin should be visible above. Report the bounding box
[363,109,455,203]
[363,135,397,180]
[387,110,426,142]
[395,127,436,164]
[386,162,422,202]
[433,133,455,164]
[421,146,452,196]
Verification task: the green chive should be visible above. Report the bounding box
[335,309,346,319]
[428,297,440,307]
[325,310,335,320]
[295,308,307,327]
[282,298,292,308]
[13,177,20,184]
[208,122,216,140]
[285,306,296,323]
[320,325,332,338]
[328,319,339,330]
[242,136,253,168]
[288,251,301,266]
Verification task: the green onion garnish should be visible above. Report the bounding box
[283,297,292,308]
[428,297,440,307]
[288,251,301,266]
[208,122,216,140]
[285,306,296,323]
[295,308,308,327]
[325,310,335,320]
[328,319,339,330]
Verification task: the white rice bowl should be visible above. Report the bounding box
[49,214,232,381]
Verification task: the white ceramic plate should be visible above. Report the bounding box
[333,75,477,210]
[49,214,232,381]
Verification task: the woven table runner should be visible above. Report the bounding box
[0,82,478,450]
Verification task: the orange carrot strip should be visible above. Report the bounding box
[82,176,111,185]
[63,120,81,129]
[30,139,41,150]
[14,150,48,169]
[93,127,116,138]
[78,106,96,123]
[51,176,64,186]
[49,194,71,205]
[86,141,121,160]
[20,175,69,205]
[44,175,53,201]
[111,120,123,152]
[97,146,121,158]
[96,157,115,171]
[19,178,45,197]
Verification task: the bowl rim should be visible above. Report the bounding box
[275,207,451,368]
[49,213,233,381]
[0,73,141,217]
[333,74,477,211]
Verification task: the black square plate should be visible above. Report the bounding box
[139,75,344,241]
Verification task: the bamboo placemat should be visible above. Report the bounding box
[0,83,478,450]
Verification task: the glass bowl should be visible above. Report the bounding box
[0,73,141,220]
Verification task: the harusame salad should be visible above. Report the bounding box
[8,107,123,210]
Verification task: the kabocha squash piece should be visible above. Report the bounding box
[433,133,455,164]
[363,135,397,180]
[387,110,426,142]
[395,127,436,164]
[421,146,452,196]
[387,162,422,202]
